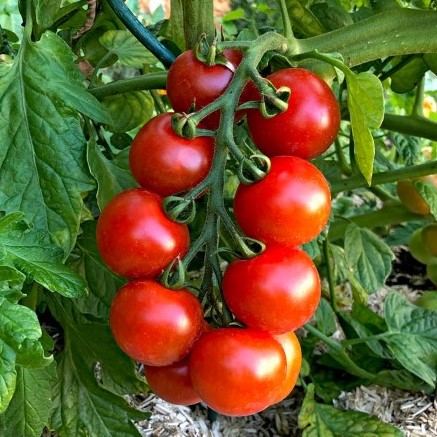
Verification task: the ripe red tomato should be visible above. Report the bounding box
[273,332,302,403]
[96,188,189,278]
[144,356,201,406]
[166,49,242,129]
[222,246,321,334]
[396,175,437,215]
[233,156,331,247]
[110,280,204,365]
[188,328,286,416]
[129,113,214,197]
[246,68,340,160]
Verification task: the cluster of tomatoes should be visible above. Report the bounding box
[96,47,340,416]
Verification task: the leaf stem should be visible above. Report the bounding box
[323,239,338,313]
[88,72,167,99]
[331,160,437,196]
[105,0,175,68]
[277,0,294,39]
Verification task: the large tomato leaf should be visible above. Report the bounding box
[101,90,154,132]
[384,292,437,388]
[48,298,147,436]
[99,30,157,67]
[344,224,394,293]
[0,213,87,299]
[0,298,51,413]
[298,384,403,437]
[87,142,137,210]
[0,363,57,437]
[73,221,125,319]
[0,31,110,254]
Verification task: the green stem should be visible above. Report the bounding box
[89,51,114,86]
[323,239,338,313]
[277,0,294,39]
[342,332,393,347]
[378,55,415,82]
[106,0,175,68]
[182,0,214,49]
[331,160,437,196]
[328,203,431,242]
[150,90,167,114]
[304,324,375,379]
[412,78,426,118]
[88,72,167,99]
[381,113,437,142]
[297,9,437,67]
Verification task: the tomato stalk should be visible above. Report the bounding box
[328,203,431,242]
[106,0,175,68]
[304,324,376,380]
[331,159,437,196]
[180,0,215,50]
[322,239,339,313]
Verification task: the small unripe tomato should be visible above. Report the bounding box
[409,228,437,265]
[396,175,437,215]
[423,223,437,258]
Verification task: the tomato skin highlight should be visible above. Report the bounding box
[129,113,214,197]
[223,246,321,334]
[96,188,190,278]
[144,356,201,406]
[273,332,302,403]
[188,328,287,416]
[110,280,204,366]
[233,156,331,247]
[246,68,340,160]
[166,49,241,129]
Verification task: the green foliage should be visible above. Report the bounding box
[0,0,436,434]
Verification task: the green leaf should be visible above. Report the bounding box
[0,363,57,436]
[391,56,428,94]
[414,180,437,220]
[315,298,337,336]
[74,221,125,319]
[162,0,185,51]
[36,0,61,29]
[100,30,157,67]
[102,91,154,132]
[285,0,325,37]
[384,292,437,387]
[347,71,384,184]
[0,214,87,298]
[87,142,137,210]
[0,31,111,253]
[344,224,394,293]
[49,298,147,437]
[299,384,403,436]
[0,298,51,413]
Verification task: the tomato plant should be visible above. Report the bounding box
[188,328,287,416]
[109,280,204,365]
[246,68,341,160]
[166,49,242,129]
[144,356,201,406]
[96,188,190,278]
[233,156,331,247]
[3,0,437,434]
[222,245,321,333]
[129,113,214,196]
